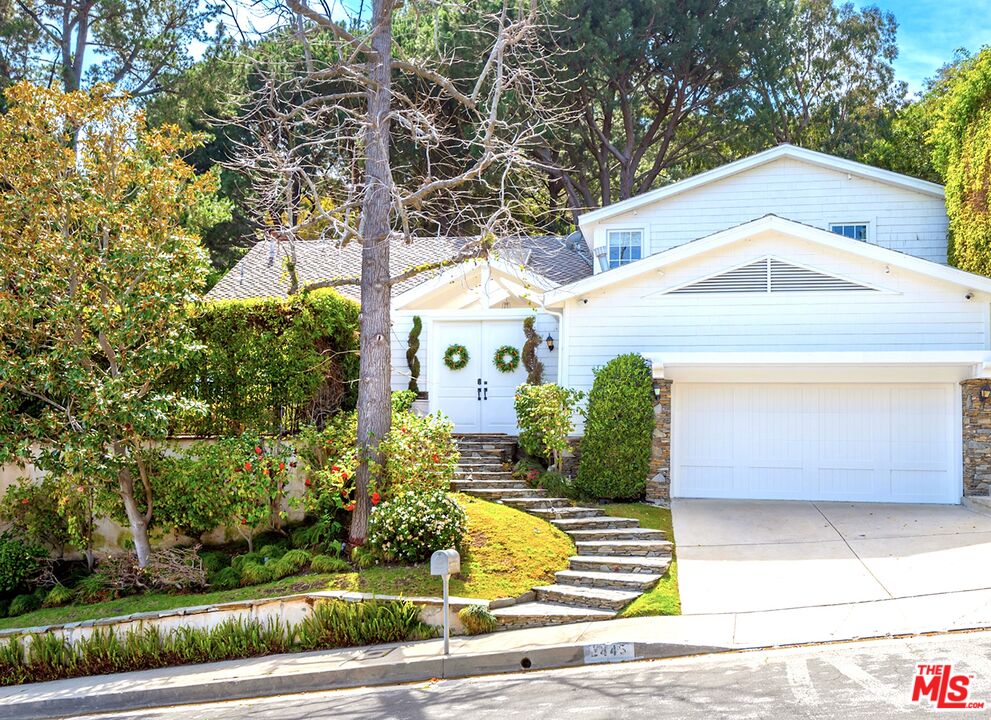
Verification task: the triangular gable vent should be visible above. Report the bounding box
[670,258,873,294]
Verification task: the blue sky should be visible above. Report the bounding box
[854,0,991,93]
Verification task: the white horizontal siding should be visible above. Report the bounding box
[586,158,948,267]
[562,234,987,395]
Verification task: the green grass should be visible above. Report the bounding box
[0,495,574,631]
[598,503,681,617]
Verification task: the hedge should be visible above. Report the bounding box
[168,290,360,435]
[574,353,654,500]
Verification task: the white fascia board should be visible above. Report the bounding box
[545,215,991,304]
[392,258,555,310]
[577,144,944,227]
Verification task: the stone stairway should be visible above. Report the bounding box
[451,433,672,629]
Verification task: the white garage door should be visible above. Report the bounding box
[673,383,959,504]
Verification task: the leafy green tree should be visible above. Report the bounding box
[1,0,217,95]
[743,0,905,160]
[0,82,221,567]
[930,47,991,275]
[536,0,775,215]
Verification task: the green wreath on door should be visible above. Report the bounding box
[492,345,520,373]
[444,343,470,371]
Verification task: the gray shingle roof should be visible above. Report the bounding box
[205,235,593,302]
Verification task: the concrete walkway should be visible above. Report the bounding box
[673,499,991,614]
[7,585,991,720]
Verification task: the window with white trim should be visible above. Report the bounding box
[607,229,643,269]
[830,223,868,241]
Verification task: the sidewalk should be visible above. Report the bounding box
[5,586,991,720]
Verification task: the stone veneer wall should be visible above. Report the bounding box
[962,379,991,497]
[646,379,673,502]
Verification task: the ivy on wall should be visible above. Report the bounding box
[168,290,360,435]
[932,48,991,275]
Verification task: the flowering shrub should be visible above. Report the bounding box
[366,491,467,563]
[297,396,458,516]
[514,383,584,468]
[154,434,294,551]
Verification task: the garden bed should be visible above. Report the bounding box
[0,495,573,632]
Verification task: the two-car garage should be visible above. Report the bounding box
[672,382,960,504]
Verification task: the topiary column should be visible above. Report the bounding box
[407,315,422,394]
[522,315,544,385]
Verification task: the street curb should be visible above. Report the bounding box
[2,640,732,720]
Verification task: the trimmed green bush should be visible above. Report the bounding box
[42,584,73,608]
[367,491,467,563]
[0,534,42,596]
[231,552,263,573]
[575,353,655,500]
[198,551,230,575]
[8,593,41,617]
[514,383,583,468]
[310,554,351,574]
[458,604,499,635]
[209,566,242,591]
[270,549,311,579]
[257,544,288,562]
[239,562,274,587]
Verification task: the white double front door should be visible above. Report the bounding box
[431,319,528,433]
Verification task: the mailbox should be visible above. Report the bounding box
[430,548,460,577]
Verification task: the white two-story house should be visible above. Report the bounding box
[210,144,991,506]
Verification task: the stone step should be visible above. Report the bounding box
[530,506,605,520]
[565,527,668,543]
[457,461,507,470]
[451,479,526,492]
[575,540,673,558]
[455,470,515,480]
[554,569,663,592]
[551,516,640,531]
[533,583,641,612]
[490,601,614,630]
[501,496,569,511]
[466,488,546,500]
[568,554,672,575]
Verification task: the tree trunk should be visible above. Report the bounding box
[118,467,153,567]
[349,0,395,547]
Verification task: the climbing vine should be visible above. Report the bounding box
[522,316,544,385]
[406,316,422,393]
[931,48,991,275]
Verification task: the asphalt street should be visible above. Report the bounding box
[71,630,991,720]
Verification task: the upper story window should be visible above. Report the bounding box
[830,223,868,241]
[607,229,643,269]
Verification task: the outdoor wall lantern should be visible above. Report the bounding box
[545,334,555,352]
[981,384,991,406]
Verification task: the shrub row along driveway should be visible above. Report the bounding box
[673,499,991,614]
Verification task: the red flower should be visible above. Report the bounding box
[255,446,263,455]
[278,462,286,471]
[241,518,248,525]
[21,498,29,505]
[431,454,439,463]
[345,502,356,511]
[371,492,381,505]
[244,461,252,471]
[263,468,270,477]
[332,464,340,473]
[342,489,348,498]
[341,470,349,480]
[305,478,312,487]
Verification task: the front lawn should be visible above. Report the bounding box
[598,503,681,617]
[0,495,573,631]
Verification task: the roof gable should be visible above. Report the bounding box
[577,145,945,228]
[666,256,877,295]
[545,215,991,305]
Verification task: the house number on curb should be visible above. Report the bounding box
[583,642,635,664]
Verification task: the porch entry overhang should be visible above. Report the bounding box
[644,350,991,384]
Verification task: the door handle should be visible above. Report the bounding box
[483,381,488,401]
[477,378,482,401]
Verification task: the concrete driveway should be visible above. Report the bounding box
[672,499,991,614]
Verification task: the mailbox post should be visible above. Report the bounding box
[430,548,461,655]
